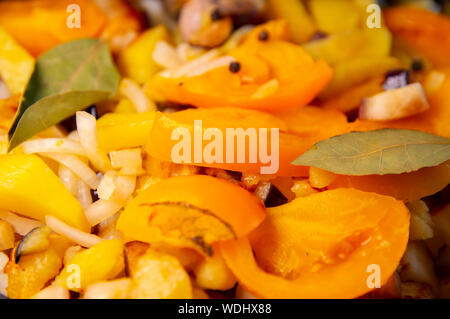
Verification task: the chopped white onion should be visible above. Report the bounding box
[76,111,110,172]
[0,211,43,236]
[58,165,79,195]
[85,174,136,226]
[186,56,236,77]
[40,153,100,189]
[85,199,122,226]
[97,171,117,200]
[176,42,204,62]
[153,41,184,69]
[31,284,70,299]
[45,215,102,248]
[22,138,87,157]
[109,148,144,175]
[119,78,156,113]
[359,83,430,121]
[160,49,220,78]
[76,180,93,211]
[67,131,80,142]
[98,213,122,240]
[112,175,136,203]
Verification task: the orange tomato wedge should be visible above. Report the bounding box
[117,175,266,240]
[145,108,312,177]
[329,163,450,203]
[0,0,107,56]
[276,106,349,142]
[217,188,410,299]
[149,21,333,112]
[384,7,450,68]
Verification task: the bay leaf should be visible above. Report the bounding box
[8,38,119,150]
[292,129,450,176]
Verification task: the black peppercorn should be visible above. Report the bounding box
[258,30,269,41]
[210,8,222,21]
[229,61,241,73]
[411,58,424,72]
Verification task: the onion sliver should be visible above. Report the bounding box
[119,79,156,113]
[85,200,122,226]
[40,152,100,189]
[77,180,93,211]
[109,148,144,175]
[58,165,79,195]
[97,171,117,200]
[22,138,87,157]
[46,215,102,248]
[186,56,236,77]
[160,49,220,78]
[76,111,111,172]
[153,41,184,69]
[0,211,43,236]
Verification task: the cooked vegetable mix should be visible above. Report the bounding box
[0,0,449,300]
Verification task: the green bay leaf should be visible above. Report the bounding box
[8,38,119,150]
[292,129,450,175]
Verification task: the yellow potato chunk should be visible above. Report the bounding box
[309,167,337,189]
[6,248,62,299]
[56,239,124,291]
[128,249,193,299]
[194,254,237,291]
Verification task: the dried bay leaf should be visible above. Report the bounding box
[292,129,450,175]
[8,39,119,150]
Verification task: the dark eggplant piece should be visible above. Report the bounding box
[14,226,51,263]
[383,69,410,91]
[255,182,288,208]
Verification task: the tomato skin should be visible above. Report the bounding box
[0,0,107,57]
[149,21,333,113]
[145,110,312,177]
[217,189,410,299]
[384,7,450,68]
[117,175,266,240]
